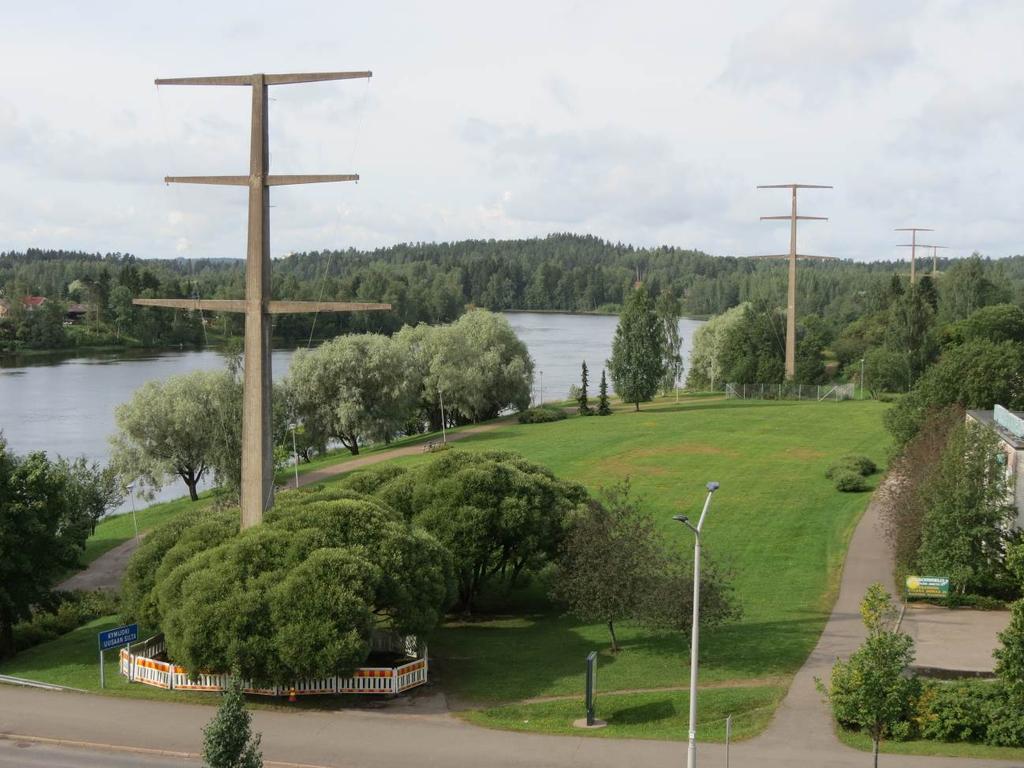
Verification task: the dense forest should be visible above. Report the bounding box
[2,234,1022,354]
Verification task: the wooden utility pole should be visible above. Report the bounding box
[895,227,934,285]
[136,71,390,529]
[923,244,948,276]
[757,184,833,380]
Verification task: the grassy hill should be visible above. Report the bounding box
[5,395,890,742]
[319,396,890,728]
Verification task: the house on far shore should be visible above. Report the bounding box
[0,299,9,318]
[967,404,1024,529]
[65,303,89,323]
[0,296,47,317]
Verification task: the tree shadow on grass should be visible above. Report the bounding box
[606,698,677,726]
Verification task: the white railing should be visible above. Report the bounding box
[119,634,428,697]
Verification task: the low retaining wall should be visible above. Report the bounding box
[119,634,428,696]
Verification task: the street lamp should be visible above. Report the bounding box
[860,357,866,401]
[126,482,140,544]
[673,481,720,768]
[438,387,448,445]
[288,423,300,489]
[539,370,544,405]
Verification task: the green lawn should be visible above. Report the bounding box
[335,397,890,706]
[78,492,218,568]
[838,726,1024,762]
[461,685,786,742]
[31,395,889,741]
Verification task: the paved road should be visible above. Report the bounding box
[0,737,194,767]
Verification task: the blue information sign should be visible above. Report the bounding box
[98,623,138,651]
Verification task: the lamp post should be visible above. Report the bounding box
[673,481,720,768]
[438,387,448,445]
[288,423,300,488]
[860,357,866,401]
[539,370,544,405]
[126,482,140,544]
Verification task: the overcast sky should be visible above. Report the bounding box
[0,0,1021,263]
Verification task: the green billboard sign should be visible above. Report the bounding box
[905,576,950,598]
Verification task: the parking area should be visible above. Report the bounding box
[900,602,1011,674]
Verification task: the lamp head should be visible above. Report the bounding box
[672,514,689,524]
[706,481,720,492]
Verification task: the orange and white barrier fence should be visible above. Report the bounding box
[119,634,428,697]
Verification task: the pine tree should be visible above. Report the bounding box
[597,369,612,416]
[608,284,666,411]
[577,361,592,415]
[202,676,263,768]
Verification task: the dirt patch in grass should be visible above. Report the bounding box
[784,447,826,460]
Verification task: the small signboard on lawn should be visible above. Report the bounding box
[98,623,138,652]
[905,576,950,599]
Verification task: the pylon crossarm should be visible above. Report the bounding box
[165,174,360,186]
[760,215,828,221]
[155,71,372,87]
[133,299,391,314]
[133,298,246,312]
[751,254,837,261]
[756,184,833,189]
[267,301,391,314]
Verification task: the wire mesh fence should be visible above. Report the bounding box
[725,382,857,401]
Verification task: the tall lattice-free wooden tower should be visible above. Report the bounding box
[136,71,390,528]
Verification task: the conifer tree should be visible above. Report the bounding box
[202,676,263,768]
[597,369,612,416]
[577,361,592,415]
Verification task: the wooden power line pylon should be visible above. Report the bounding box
[922,244,948,276]
[895,227,934,285]
[135,71,391,529]
[757,183,834,380]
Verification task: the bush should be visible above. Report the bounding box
[517,405,567,424]
[122,489,452,685]
[13,590,120,652]
[916,680,999,743]
[911,680,1024,747]
[832,468,869,492]
[826,454,876,479]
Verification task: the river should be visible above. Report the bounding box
[0,312,702,509]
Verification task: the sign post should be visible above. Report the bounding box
[905,576,950,600]
[585,651,597,726]
[725,714,733,768]
[98,623,138,689]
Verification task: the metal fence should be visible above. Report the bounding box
[725,382,857,401]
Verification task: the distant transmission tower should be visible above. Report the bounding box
[923,244,948,276]
[756,184,834,380]
[895,227,934,285]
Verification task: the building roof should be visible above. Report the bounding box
[967,408,1024,450]
[22,296,47,308]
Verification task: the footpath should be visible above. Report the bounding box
[6,475,1015,766]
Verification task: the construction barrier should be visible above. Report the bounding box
[119,633,428,697]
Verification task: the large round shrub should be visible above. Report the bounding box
[122,488,452,685]
[337,450,591,611]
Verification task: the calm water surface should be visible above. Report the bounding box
[0,312,702,509]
